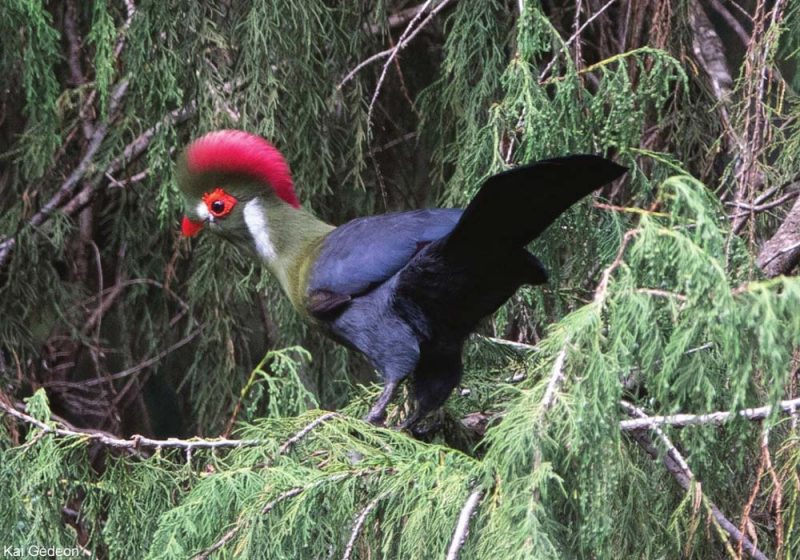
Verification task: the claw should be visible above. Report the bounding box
[363,409,386,426]
[364,380,399,426]
[398,408,444,438]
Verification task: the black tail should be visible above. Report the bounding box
[445,155,627,253]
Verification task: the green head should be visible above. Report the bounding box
[176,130,302,258]
[175,130,333,307]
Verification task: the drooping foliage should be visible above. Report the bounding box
[1,1,799,558]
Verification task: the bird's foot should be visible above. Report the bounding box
[397,408,443,438]
[363,381,399,427]
[363,408,386,426]
[397,412,421,432]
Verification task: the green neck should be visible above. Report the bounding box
[242,197,333,310]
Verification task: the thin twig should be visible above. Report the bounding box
[278,412,339,456]
[45,327,202,389]
[635,288,688,301]
[366,0,437,130]
[623,401,768,560]
[594,229,640,305]
[479,335,538,352]
[0,398,260,451]
[191,486,308,560]
[538,0,618,82]
[196,474,353,560]
[261,486,307,514]
[0,80,130,268]
[342,494,385,560]
[620,398,800,430]
[367,1,447,33]
[445,489,484,560]
[541,344,569,412]
[737,430,768,559]
[531,342,570,503]
[338,0,453,90]
[726,190,799,219]
[763,430,785,556]
[192,525,240,560]
[62,101,197,216]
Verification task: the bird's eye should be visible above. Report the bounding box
[203,187,237,218]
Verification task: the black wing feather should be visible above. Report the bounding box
[445,155,627,253]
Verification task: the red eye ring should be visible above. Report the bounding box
[203,187,237,218]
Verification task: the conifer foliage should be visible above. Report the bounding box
[1,1,799,558]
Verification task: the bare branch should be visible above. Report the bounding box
[705,0,751,45]
[191,525,241,560]
[64,0,93,140]
[445,489,483,560]
[540,344,569,412]
[0,79,130,268]
[594,229,640,305]
[689,0,733,103]
[756,193,800,277]
[114,0,138,59]
[44,327,202,389]
[0,397,261,451]
[730,0,787,234]
[195,474,352,560]
[62,100,197,217]
[342,494,384,560]
[338,0,453,91]
[620,397,800,430]
[278,412,339,456]
[539,0,618,82]
[623,401,769,560]
[365,0,450,130]
[478,335,538,353]
[726,189,799,219]
[367,1,449,33]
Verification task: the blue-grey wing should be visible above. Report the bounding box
[306,209,462,316]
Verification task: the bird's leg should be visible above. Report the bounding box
[399,363,460,433]
[364,380,399,426]
[397,403,444,436]
[399,408,444,438]
[397,406,424,432]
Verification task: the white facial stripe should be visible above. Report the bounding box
[195,200,210,220]
[243,198,277,262]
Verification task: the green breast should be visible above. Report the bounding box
[283,233,329,319]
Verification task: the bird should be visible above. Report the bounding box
[176,130,626,430]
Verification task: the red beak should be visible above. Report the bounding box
[181,216,205,237]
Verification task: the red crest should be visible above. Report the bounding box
[185,130,300,208]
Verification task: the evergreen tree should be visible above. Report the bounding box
[1,1,799,558]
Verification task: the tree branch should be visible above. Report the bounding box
[620,398,800,431]
[705,0,751,45]
[0,79,129,268]
[0,397,260,451]
[62,100,197,217]
[342,493,385,560]
[445,489,483,560]
[195,473,354,560]
[43,327,202,390]
[538,0,618,82]
[338,0,453,91]
[540,344,569,412]
[277,411,339,456]
[365,0,453,130]
[623,401,769,560]
[594,229,640,305]
[756,193,800,277]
